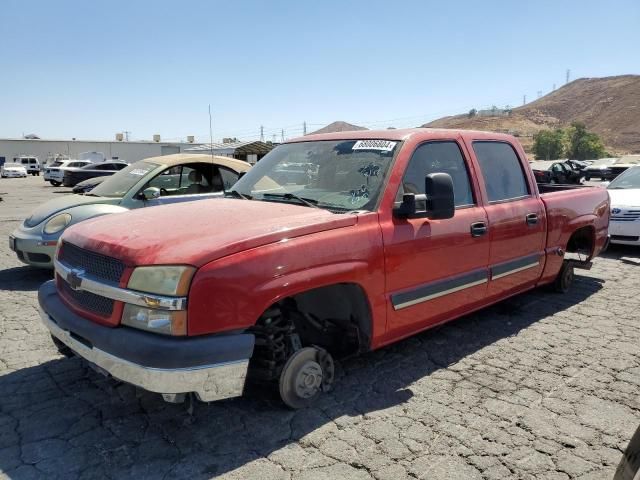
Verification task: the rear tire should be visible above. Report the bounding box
[584,175,590,181]
[50,181,61,186]
[553,261,574,293]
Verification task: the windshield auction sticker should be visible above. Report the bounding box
[352,140,397,152]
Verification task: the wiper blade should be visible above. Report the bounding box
[262,193,320,208]
[225,190,252,200]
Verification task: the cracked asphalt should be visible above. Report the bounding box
[1,175,639,479]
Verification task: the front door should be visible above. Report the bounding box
[469,141,546,301]
[381,140,490,340]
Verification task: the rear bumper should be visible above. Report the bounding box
[38,280,254,402]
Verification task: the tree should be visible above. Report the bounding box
[532,129,568,160]
[468,108,477,118]
[567,122,606,160]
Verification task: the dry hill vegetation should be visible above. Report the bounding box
[423,75,640,155]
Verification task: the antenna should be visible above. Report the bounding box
[260,125,264,142]
[303,121,307,135]
[566,69,570,84]
[523,95,526,105]
[123,131,131,141]
[281,129,284,142]
[208,104,214,158]
[553,83,556,91]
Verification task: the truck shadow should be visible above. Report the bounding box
[600,244,640,265]
[0,275,603,479]
[0,266,52,292]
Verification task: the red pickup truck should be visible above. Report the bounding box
[38,129,610,408]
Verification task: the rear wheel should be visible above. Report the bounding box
[50,181,61,186]
[584,175,591,181]
[553,261,574,293]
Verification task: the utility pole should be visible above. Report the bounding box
[260,125,264,142]
[553,83,556,91]
[303,121,307,135]
[123,131,131,141]
[566,69,570,84]
[208,105,214,157]
[523,95,526,105]
[272,134,277,143]
[281,129,284,142]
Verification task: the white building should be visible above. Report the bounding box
[0,136,204,166]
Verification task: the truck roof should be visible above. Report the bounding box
[286,127,517,144]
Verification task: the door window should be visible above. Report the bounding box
[473,142,529,202]
[398,141,474,207]
[219,167,240,190]
[147,165,211,196]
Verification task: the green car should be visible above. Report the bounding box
[10,153,251,268]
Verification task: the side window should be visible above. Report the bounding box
[181,166,211,194]
[219,167,240,190]
[398,141,474,207]
[473,141,529,202]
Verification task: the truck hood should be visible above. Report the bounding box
[608,188,640,207]
[62,199,358,267]
[25,195,121,227]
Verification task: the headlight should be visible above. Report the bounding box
[121,304,187,335]
[127,265,196,296]
[43,213,72,234]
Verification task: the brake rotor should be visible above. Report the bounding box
[279,347,334,409]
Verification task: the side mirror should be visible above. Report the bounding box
[393,173,455,220]
[141,187,160,200]
[425,173,455,220]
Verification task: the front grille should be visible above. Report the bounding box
[60,279,114,316]
[611,235,640,242]
[611,210,640,222]
[59,242,125,284]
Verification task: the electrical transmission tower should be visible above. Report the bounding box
[260,126,264,142]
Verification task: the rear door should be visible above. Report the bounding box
[469,141,546,300]
[382,139,490,339]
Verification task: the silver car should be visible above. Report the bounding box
[10,153,251,268]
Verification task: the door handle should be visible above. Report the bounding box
[470,222,487,237]
[526,213,539,225]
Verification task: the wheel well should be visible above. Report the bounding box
[247,284,372,384]
[285,283,372,355]
[566,226,595,259]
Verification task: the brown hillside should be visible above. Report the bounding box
[423,75,640,154]
[310,121,368,135]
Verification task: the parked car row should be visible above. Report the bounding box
[14,129,612,409]
[530,160,583,184]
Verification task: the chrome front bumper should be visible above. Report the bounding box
[40,307,249,402]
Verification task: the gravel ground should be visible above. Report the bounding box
[0,175,639,480]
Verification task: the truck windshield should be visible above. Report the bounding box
[232,140,399,211]
[608,167,640,189]
[90,161,158,198]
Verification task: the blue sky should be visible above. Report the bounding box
[1,0,638,142]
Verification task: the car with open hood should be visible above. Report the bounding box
[10,153,251,267]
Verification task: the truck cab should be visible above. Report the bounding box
[38,129,610,408]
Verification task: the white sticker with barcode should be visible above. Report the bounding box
[352,140,397,152]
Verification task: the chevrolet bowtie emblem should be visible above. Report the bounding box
[66,269,84,291]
